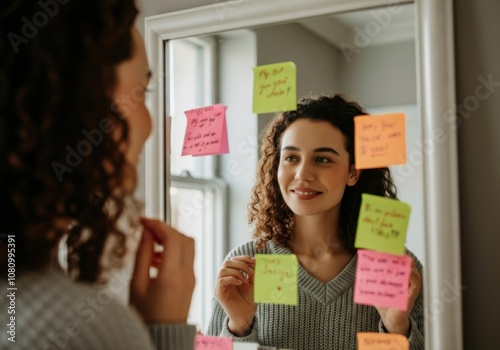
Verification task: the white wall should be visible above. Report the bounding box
[337,41,417,108]
[254,23,339,135]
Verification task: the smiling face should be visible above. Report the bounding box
[277,118,361,218]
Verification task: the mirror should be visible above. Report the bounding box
[143,0,461,348]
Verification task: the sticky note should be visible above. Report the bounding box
[182,104,229,156]
[194,335,233,350]
[354,249,412,311]
[254,254,298,305]
[354,194,411,255]
[354,113,406,169]
[252,62,297,114]
[357,332,409,350]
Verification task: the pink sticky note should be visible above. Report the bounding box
[195,106,229,157]
[182,104,229,156]
[195,335,233,350]
[354,249,412,311]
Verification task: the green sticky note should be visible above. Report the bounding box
[252,62,297,114]
[254,254,298,305]
[354,194,411,255]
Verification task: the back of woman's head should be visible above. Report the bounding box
[249,93,397,252]
[0,0,138,281]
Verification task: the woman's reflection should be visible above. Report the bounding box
[206,94,424,350]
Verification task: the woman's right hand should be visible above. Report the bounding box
[215,255,256,336]
[130,218,195,324]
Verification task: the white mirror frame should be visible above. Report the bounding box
[143,0,462,348]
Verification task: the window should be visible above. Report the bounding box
[167,37,227,331]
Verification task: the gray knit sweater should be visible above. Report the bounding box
[0,268,196,350]
[206,240,424,350]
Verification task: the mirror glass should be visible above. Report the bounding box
[163,4,422,331]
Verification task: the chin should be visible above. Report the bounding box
[288,207,322,217]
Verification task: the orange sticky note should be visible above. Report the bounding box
[357,332,409,350]
[354,113,406,169]
[182,104,229,156]
[195,335,233,350]
[354,249,412,311]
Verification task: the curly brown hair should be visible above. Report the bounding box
[249,94,397,253]
[0,0,139,282]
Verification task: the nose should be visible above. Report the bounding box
[294,161,315,182]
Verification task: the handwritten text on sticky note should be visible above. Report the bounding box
[195,335,233,350]
[354,249,412,311]
[253,62,296,114]
[254,254,298,305]
[182,104,229,156]
[354,194,411,255]
[357,332,409,350]
[354,113,406,169]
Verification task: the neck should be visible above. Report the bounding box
[288,210,346,257]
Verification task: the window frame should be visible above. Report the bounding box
[164,35,228,330]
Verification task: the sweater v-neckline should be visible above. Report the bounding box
[268,240,357,305]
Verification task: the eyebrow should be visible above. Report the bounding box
[281,146,340,156]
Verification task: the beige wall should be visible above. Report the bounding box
[137,0,500,346]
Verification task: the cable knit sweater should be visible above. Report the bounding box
[0,268,195,350]
[206,240,424,350]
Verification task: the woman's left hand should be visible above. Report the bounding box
[375,257,422,335]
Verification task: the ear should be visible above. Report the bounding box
[347,165,362,186]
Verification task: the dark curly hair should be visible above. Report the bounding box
[249,93,397,253]
[0,0,139,282]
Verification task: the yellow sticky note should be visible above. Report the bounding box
[354,194,411,255]
[357,332,409,350]
[254,254,298,305]
[252,62,297,114]
[354,113,406,169]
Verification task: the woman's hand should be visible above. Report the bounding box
[215,255,256,336]
[130,218,195,324]
[375,257,422,335]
